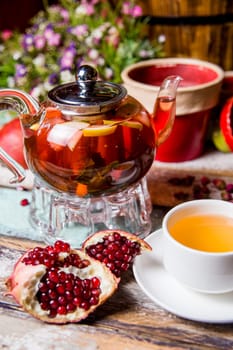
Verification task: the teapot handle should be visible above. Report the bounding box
[0,147,25,183]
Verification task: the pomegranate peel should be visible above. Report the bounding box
[6,242,118,324]
[83,230,152,278]
[0,118,28,169]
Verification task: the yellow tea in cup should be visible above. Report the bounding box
[169,214,233,253]
[163,199,233,293]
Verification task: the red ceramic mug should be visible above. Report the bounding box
[121,58,224,162]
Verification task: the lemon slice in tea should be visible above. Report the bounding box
[83,124,117,137]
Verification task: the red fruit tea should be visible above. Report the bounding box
[24,106,155,197]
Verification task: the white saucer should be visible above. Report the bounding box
[133,229,233,324]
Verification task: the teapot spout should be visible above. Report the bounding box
[152,75,182,146]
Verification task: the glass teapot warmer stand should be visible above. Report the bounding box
[29,177,152,247]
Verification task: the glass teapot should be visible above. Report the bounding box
[0,65,180,245]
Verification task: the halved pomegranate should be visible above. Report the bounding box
[83,230,152,277]
[6,240,118,324]
[6,231,151,323]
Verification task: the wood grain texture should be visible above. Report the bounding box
[1,235,233,349]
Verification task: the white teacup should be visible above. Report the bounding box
[162,199,233,294]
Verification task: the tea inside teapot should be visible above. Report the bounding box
[24,96,155,197]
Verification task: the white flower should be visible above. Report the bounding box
[33,54,46,67]
[104,67,113,80]
[97,57,105,66]
[30,84,46,99]
[60,70,74,83]
[75,5,86,16]
[44,80,55,91]
[13,51,22,60]
[7,77,16,88]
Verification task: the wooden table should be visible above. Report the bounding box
[1,207,233,350]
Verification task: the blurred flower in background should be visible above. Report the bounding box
[0,0,164,101]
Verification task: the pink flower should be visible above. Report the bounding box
[122,2,142,17]
[60,49,75,69]
[122,1,131,15]
[1,30,13,41]
[106,28,120,47]
[60,9,69,22]
[83,3,95,15]
[71,24,88,37]
[131,5,142,17]
[34,35,46,50]
[44,27,61,46]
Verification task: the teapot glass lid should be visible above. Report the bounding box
[48,65,127,115]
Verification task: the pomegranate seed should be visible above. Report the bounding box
[122,245,130,254]
[39,292,49,302]
[48,270,59,283]
[40,302,49,310]
[49,299,59,309]
[123,254,133,263]
[90,296,99,305]
[73,297,81,306]
[56,284,65,295]
[45,245,55,253]
[33,247,43,253]
[45,280,56,290]
[48,289,57,300]
[80,301,90,310]
[67,273,75,280]
[95,253,103,261]
[108,253,115,261]
[82,290,91,300]
[65,290,73,301]
[121,262,130,271]
[54,240,70,253]
[82,279,90,288]
[20,198,30,206]
[38,282,48,293]
[58,296,66,305]
[91,277,100,289]
[114,251,123,259]
[102,248,109,256]
[106,262,115,271]
[57,306,67,315]
[66,303,76,312]
[96,244,103,252]
[90,248,97,255]
[73,285,82,297]
[65,280,74,291]
[49,309,57,318]
[58,271,67,282]
[91,289,101,297]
